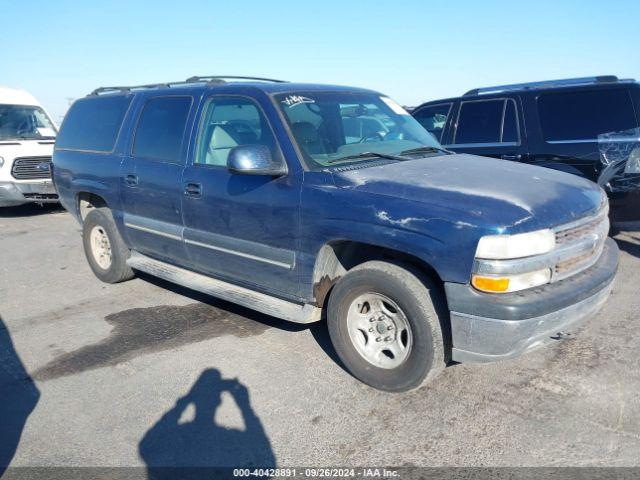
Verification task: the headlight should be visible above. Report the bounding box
[473,228,557,293]
[475,229,556,260]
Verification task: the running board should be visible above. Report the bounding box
[127,251,321,324]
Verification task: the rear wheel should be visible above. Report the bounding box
[327,261,446,392]
[82,208,134,283]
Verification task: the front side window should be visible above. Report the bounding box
[0,104,57,141]
[133,96,192,163]
[275,92,444,170]
[195,96,279,167]
[412,103,452,141]
[538,89,638,142]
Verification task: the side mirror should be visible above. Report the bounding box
[227,145,287,176]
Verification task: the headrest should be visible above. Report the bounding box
[210,124,240,149]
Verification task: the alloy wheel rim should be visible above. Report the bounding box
[346,292,413,369]
[90,226,112,270]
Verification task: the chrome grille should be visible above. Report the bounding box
[11,156,52,180]
[552,204,609,281]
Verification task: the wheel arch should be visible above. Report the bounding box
[313,241,453,367]
[76,192,109,222]
[311,240,444,310]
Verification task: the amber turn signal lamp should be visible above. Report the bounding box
[471,275,510,293]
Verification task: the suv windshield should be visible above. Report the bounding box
[275,92,444,169]
[0,104,57,141]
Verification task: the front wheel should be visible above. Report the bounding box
[327,261,446,392]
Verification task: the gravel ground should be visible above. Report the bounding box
[1,204,639,471]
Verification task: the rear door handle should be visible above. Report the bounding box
[501,154,522,161]
[124,174,138,186]
[184,182,202,197]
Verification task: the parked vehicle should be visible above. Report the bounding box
[412,76,640,222]
[53,76,618,391]
[0,86,58,207]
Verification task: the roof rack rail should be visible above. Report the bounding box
[89,80,192,96]
[89,76,289,96]
[463,75,621,96]
[185,75,288,84]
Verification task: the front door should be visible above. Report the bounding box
[181,95,301,299]
[120,94,195,264]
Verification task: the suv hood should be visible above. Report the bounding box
[331,153,604,232]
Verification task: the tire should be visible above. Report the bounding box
[327,261,446,392]
[82,208,135,284]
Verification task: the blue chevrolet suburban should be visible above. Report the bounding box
[52,76,618,391]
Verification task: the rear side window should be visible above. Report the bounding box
[412,103,452,141]
[56,96,131,152]
[454,99,520,145]
[538,89,638,141]
[133,96,192,163]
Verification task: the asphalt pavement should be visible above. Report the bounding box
[1,204,639,471]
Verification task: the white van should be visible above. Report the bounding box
[0,86,58,207]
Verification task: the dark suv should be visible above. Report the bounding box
[53,76,617,391]
[412,76,640,222]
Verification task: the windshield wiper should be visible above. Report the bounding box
[326,151,409,164]
[400,146,452,156]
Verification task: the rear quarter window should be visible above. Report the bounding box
[56,96,131,152]
[538,89,638,141]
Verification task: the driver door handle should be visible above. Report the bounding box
[184,182,202,197]
[124,174,138,186]
[501,154,522,161]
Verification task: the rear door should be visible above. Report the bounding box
[120,94,196,265]
[525,86,639,181]
[445,96,528,162]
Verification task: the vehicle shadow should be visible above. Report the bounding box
[138,273,346,370]
[0,316,40,475]
[614,231,640,260]
[0,203,64,218]
[139,368,275,478]
[32,273,346,381]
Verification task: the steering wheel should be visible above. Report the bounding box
[359,131,385,143]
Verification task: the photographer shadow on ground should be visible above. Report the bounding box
[0,316,40,476]
[139,368,275,478]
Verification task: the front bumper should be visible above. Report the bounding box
[445,238,619,363]
[0,181,58,207]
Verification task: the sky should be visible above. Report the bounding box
[2,0,639,123]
